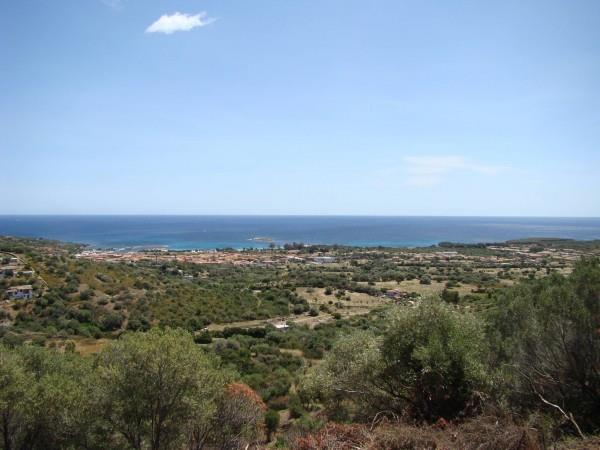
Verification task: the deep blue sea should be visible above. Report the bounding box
[0,216,599,250]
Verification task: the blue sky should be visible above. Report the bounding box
[1,0,599,216]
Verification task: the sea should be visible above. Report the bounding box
[0,216,599,251]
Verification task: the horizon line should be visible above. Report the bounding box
[1,214,600,219]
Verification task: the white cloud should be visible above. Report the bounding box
[101,0,125,10]
[403,155,504,188]
[146,12,215,34]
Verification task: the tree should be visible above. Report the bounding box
[265,409,280,442]
[300,299,488,422]
[441,288,459,304]
[200,383,267,449]
[299,330,381,421]
[488,258,600,434]
[0,346,30,450]
[99,311,124,331]
[0,345,105,450]
[96,327,227,450]
[379,299,487,421]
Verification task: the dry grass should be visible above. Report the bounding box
[279,348,305,358]
[73,338,110,355]
[296,287,385,308]
[289,416,545,450]
[368,279,479,297]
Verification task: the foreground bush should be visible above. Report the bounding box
[300,299,488,422]
[0,328,266,450]
[299,257,600,444]
[96,327,232,450]
[488,258,600,435]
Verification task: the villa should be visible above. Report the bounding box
[6,285,33,300]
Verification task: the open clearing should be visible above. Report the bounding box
[359,279,480,297]
[296,287,385,307]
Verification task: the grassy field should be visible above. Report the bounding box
[296,286,386,307]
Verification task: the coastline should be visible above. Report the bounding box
[1,215,600,251]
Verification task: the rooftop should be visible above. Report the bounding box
[7,285,33,291]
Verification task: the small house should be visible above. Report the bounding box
[312,256,337,264]
[385,289,410,300]
[6,285,33,300]
[18,270,35,277]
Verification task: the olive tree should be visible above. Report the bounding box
[299,330,382,421]
[96,327,228,450]
[0,345,103,450]
[379,299,488,421]
[488,258,600,435]
[0,346,30,450]
[300,299,488,422]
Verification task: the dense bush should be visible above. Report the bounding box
[298,257,600,444]
[0,328,266,450]
[379,299,487,421]
[487,257,600,434]
[300,299,488,422]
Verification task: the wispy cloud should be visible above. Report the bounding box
[101,0,126,10]
[403,155,505,188]
[146,12,216,34]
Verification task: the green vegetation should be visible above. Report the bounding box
[1,236,599,448]
[295,258,600,448]
[0,234,530,342]
[0,238,312,336]
[0,328,266,450]
[300,299,488,422]
[487,257,600,435]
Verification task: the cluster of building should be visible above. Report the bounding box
[1,256,35,278]
[75,248,338,267]
[487,245,587,263]
[381,244,593,270]
[1,254,36,300]
[72,242,595,280]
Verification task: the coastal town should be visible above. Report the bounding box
[71,239,597,271]
[3,236,598,308]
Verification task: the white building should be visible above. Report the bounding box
[312,256,337,264]
[6,285,33,300]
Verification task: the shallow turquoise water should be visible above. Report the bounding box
[0,215,599,250]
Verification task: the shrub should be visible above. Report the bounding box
[98,312,124,331]
[487,258,600,434]
[79,289,94,300]
[441,288,460,304]
[194,330,212,344]
[31,335,47,347]
[265,409,280,441]
[300,299,488,422]
[203,382,267,448]
[97,328,229,450]
[293,305,306,315]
